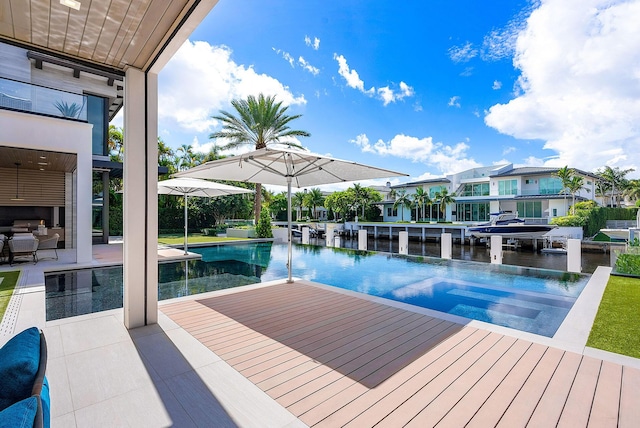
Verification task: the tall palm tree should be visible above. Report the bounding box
[352,183,368,218]
[412,187,428,221]
[566,176,588,214]
[210,94,311,222]
[597,166,635,207]
[293,192,306,221]
[393,189,412,222]
[305,188,324,220]
[435,188,455,221]
[177,144,195,171]
[623,179,640,204]
[553,166,574,214]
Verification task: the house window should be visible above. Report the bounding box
[387,207,397,217]
[429,185,445,198]
[461,183,489,196]
[517,201,542,218]
[498,179,518,195]
[87,94,108,156]
[539,177,563,195]
[553,208,557,216]
[456,202,490,222]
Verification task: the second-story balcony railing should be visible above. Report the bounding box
[0,77,88,121]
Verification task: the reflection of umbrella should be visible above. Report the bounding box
[158,177,253,254]
[176,147,407,281]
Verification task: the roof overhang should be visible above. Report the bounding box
[0,0,220,117]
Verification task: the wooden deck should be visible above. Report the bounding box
[161,281,640,427]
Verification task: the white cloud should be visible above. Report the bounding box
[305,35,320,50]
[460,67,474,77]
[481,6,531,61]
[159,41,306,134]
[448,41,478,63]
[298,56,320,75]
[448,96,461,108]
[333,53,414,106]
[377,82,414,106]
[272,47,295,67]
[485,0,640,175]
[502,146,516,155]
[349,133,481,174]
[333,53,370,93]
[492,80,503,90]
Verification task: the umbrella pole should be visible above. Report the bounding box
[287,176,293,283]
[184,194,188,255]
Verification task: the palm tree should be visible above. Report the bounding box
[597,166,635,207]
[108,125,124,162]
[177,144,195,171]
[393,189,412,221]
[566,176,588,214]
[553,166,574,215]
[412,187,428,221]
[623,179,640,204]
[435,188,455,221]
[210,94,311,222]
[293,192,306,221]
[352,183,368,218]
[305,188,324,220]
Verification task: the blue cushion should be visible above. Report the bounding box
[0,396,37,428]
[0,328,40,411]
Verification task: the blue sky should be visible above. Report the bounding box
[116,0,640,188]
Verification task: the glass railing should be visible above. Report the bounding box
[0,77,87,121]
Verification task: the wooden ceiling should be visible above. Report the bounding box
[0,146,76,172]
[0,0,214,72]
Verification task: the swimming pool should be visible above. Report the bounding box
[45,242,589,336]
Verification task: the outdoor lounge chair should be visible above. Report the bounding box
[8,235,39,265]
[36,234,59,261]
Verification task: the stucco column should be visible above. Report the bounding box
[123,68,159,328]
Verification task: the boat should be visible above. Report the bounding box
[467,212,557,239]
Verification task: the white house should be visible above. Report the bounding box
[382,164,599,223]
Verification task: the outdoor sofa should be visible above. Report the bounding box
[0,327,50,428]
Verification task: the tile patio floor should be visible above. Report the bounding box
[1,242,640,427]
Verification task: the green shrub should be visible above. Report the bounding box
[550,215,586,227]
[256,208,273,238]
[615,253,640,276]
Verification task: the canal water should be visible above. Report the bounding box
[301,236,611,274]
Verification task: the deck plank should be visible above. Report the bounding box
[557,356,602,428]
[160,281,640,428]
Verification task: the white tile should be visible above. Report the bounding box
[162,370,238,427]
[164,327,221,369]
[42,325,64,359]
[59,315,129,355]
[51,411,77,428]
[47,356,74,417]
[196,361,301,428]
[65,340,153,410]
[73,383,197,428]
[131,331,193,381]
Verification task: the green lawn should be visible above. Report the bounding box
[587,275,640,358]
[158,234,247,245]
[0,271,20,323]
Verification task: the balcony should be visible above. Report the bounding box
[0,77,88,121]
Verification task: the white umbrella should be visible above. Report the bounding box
[176,147,408,281]
[158,177,253,254]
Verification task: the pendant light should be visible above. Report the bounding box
[10,162,24,201]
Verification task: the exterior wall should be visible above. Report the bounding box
[0,109,93,262]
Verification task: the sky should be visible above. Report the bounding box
[114,0,640,189]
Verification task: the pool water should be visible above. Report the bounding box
[45,242,589,337]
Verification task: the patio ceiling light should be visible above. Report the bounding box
[60,0,81,11]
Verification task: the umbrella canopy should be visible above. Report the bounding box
[176,147,408,281]
[158,177,253,254]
